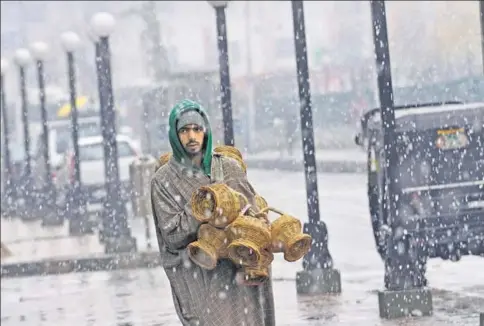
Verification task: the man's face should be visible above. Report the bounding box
[178,124,205,155]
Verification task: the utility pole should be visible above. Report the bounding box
[120,1,169,82]
[141,1,168,81]
[480,0,484,75]
[245,1,255,153]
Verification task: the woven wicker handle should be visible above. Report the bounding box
[254,206,284,218]
[242,203,285,219]
[242,205,265,218]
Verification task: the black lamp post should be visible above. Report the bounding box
[91,12,137,254]
[291,1,341,295]
[1,58,16,217]
[370,2,432,319]
[208,0,235,146]
[61,31,91,235]
[30,41,61,226]
[88,32,111,243]
[13,48,36,221]
[370,1,398,228]
[480,0,484,75]
[95,39,111,181]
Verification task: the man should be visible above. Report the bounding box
[284,113,298,157]
[151,99,275,326]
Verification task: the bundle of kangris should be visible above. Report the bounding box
[157,147,312,284]
[190,184,312,285]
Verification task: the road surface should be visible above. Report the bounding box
[1,170,483,325]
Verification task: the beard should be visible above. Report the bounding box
[184,142,202,156]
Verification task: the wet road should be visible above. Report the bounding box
[1,170,483,325]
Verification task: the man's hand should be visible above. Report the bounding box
[257,213,270,225]
[235,270,267,287]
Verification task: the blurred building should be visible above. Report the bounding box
[1,1,481,143]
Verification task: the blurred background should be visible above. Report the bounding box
[1,1,482,155]
[1,2,483,325]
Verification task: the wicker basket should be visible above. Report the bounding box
[240,250,274,286]
[154,152,172,171]
[271,213,312,262]
[226,215,272,267]
[214,145,247,173]
[187,224,228,270]
[191,183,248,228]
[254,195,268,211]
[159,152,172,166]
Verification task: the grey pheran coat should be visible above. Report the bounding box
[151,154,276,326]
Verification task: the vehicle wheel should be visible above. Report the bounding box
[69,218,94,236]
[41,212,64,227]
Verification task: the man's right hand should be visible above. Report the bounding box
[235,271,267,287]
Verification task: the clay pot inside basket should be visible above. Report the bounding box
[226,216,272,267]
[187,224,228,270]
[271,214,312,262]
[240,250,274,286]
[191,183,248,228]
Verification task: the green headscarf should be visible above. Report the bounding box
[168,99,213,176]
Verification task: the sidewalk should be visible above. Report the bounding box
[0,217,327,280]
[244,148,366,173]
[0,217,160,278]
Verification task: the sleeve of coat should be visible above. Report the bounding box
[151,178,201,251]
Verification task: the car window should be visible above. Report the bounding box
[51,126,71,155]
[10,145,25,161]
[118,141,136,157]
[79,143,104,161]
[56,134,71,154]
[79,141,135,161]
[51,122,101,154]
[78,122,101,138]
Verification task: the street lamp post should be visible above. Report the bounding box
[93,35,109,175]
[480,0,484,75]
[370,1,432,319]
[13,48,36,221]
[244,1,255,153]
[61,31,91,235]
[88,30,111,243]
[208,1,235,146]
[291,1,341,295]
[91,12,137,254]
[30,41,61,226]
[1,58,17,217]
